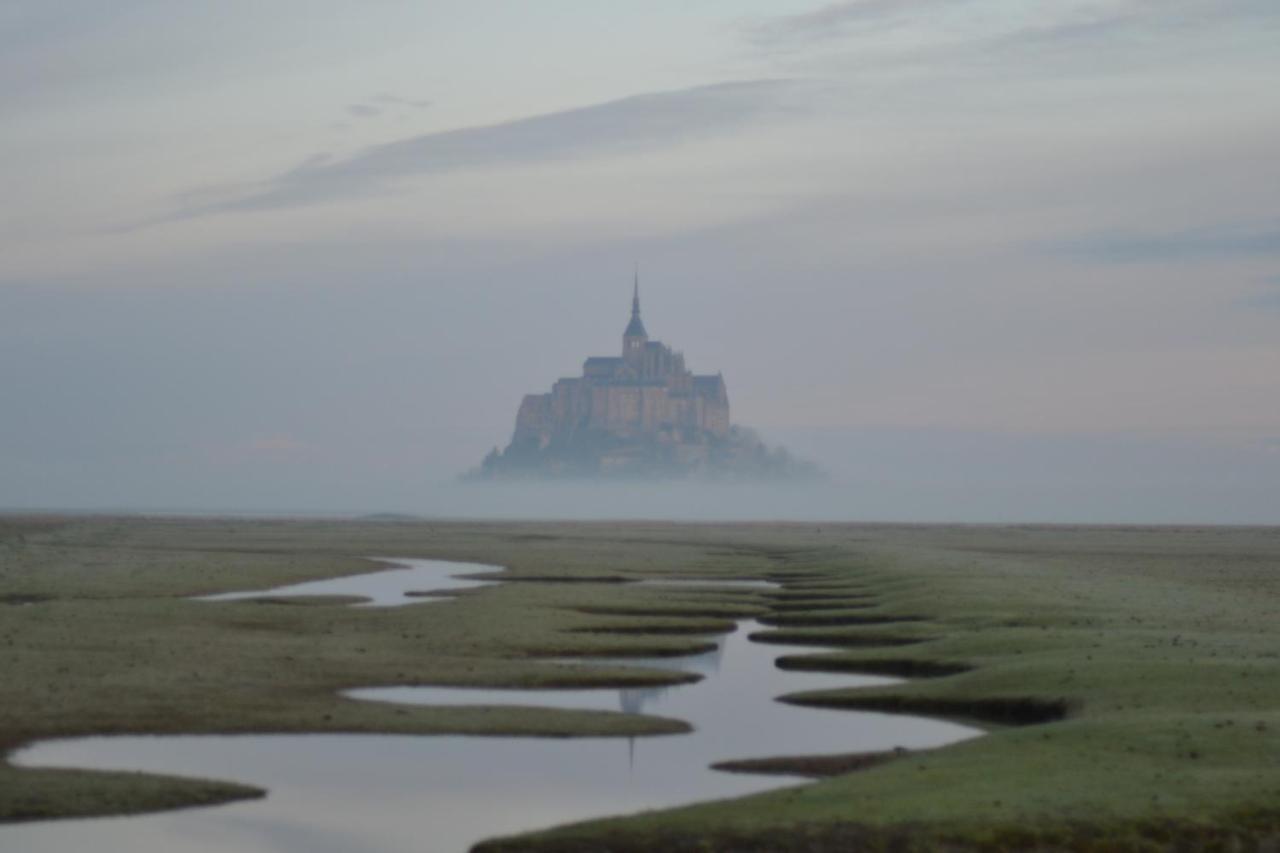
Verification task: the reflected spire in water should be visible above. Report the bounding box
[618,683,673,715]
[700,639,726,675]
[9,614,980,853]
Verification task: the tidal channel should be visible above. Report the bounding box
[4,559,980,853]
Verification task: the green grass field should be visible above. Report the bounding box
[2,516,1279,849]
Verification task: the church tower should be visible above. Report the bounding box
[622,271,648,364]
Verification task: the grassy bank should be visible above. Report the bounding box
[481,524,1280,851]
[3,517,1280,849]
[0,517,775,820]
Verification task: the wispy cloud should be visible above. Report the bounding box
[741,0,952,48]
[1059,223,1280,264]
[742,0,1276,59]
[162,79,799,221]
[344,93,431,121]
[370,93,431,109]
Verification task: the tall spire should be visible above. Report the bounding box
[632,265,640,318]
[624,266,647,341]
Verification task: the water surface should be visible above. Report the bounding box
[199,557,492,607]
[6,561,979,853]
[348,619,904,724]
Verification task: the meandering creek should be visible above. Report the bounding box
[198,556,496,606]
[4,559,980,853]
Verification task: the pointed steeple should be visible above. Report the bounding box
[624,267,647,340]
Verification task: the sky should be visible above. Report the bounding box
[3,0,1280,522]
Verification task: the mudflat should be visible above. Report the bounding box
[2,516,1279,850]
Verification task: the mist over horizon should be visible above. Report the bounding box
[4,2,1279,525]
[10,422,1280,526]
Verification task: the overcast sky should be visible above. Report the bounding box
[3,1,1279,522]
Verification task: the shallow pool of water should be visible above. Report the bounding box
[198,557,493,607]
[5,561,980,853]
[347,619,905,724]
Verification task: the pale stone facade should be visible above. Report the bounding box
[510,284,730,453]
[473,278,815,479]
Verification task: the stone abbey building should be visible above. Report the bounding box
[475,279,814,479]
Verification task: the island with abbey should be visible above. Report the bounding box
[473,278,817,480]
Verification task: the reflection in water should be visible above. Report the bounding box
[593,635,723,715]
[6,565,982,853]
[619,683,671,715]
[348,619,948,771]
[608,638,729,678]
[198,558,492,607]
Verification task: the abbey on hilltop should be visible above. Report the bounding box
[472,276,817,480]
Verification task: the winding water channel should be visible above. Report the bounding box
[4,559,980,853]
[198,557,496,606]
